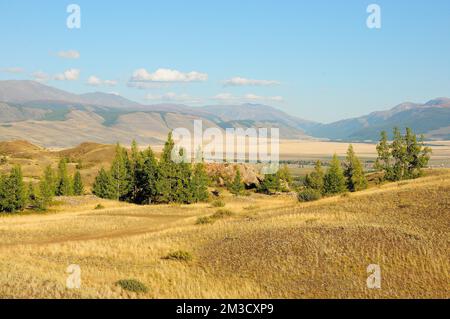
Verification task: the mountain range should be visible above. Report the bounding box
[0,80,449,147]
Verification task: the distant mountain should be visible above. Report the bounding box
[307,98,450,141]
[0,80,449,147]
[0,81,313,147]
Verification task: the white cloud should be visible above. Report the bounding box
[130,68,208,83]
[2,67,25,74]
[87,76,117,87]
[54,69,80,81]
[224,77,279,87]
[145,92,202,104]
[57,50,80,59]
[213,93,284,104]
[32,71,49,82]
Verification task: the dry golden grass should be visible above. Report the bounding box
[0,170,448,299]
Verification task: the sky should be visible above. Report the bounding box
[0,0,449,123]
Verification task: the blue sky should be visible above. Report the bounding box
[0,0,449,123]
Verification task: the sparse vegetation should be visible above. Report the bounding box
[94,204,105,210]
[297,188,322,202]
[115,279,148,293]
[164,250,193,262]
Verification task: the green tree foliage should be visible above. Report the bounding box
[228,167,245,195]
[375,128,431,181]
[304,160,325,193]
[73,171,84,196]
[258,173,281,194]
[36,172,54,210]
[43,165,56,196]
[323,154,347,195]
[133,147,160,204]
[56,158,72,196]
[344,144,367,192]
[92,168,116,199]
[0,166,27,213]
[190,161,209,202]
[110,143,132,201]
[276,164,292,192]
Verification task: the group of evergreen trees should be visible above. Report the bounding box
[0,159,84,213]
[257,164,293,194]
[92,134,209,205]
[375,128,431,181]
[301,144,367,200]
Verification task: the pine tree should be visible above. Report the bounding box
[92,168,116,199]
[36,171,54,210]
[258,173,281,194]
[157,132,180,203]
[43,165,56,196]
[276,164,292,192]
[134,147,160,204]
[344,144,367,192]
[323,154,346,195]
[0,166,27,213]
[304,160,325,193]
[56,158,72,196]
[73,171,84,196]
[228,167,245,195]
[375,131,393,181]
[190,161,209,202]
[110,143,131,201]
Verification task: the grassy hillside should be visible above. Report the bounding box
[0,169,448,298]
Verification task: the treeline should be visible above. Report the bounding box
[298,128,431,202]
[0,159,84,213]
[298,144,367,201]
[92,133,209,204]
[375,127,431,181]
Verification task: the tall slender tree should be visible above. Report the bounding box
[304,160,325,193]
[0,166,27,213]
[92,168,115,199]
[56,158,72,196]
[323,154,346,195]
[73,171,84,196]
[110,143,131,201]
[344,144,367,192]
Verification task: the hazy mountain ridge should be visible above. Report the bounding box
[0,80,449,146]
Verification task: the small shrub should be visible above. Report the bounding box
[115,279,148,293]
[210,200,225,208]
[212,209,234,219]
[298,188,322,202]
[164,250,193,262]
[94,204,105,210]
[196,216,214,225]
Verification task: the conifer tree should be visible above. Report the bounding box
[0,166,27,213]
[92,168,115,199]
[276,164,292,192]
[157,132,179,203]
[73,171,84,196]
[323,154,346,195]
[374,130,393,181]
[134,147,160,204]
[190,161,209,202]
[304,160,325,193]
[344,144,367,192]
[228,167,245,195]
[405,128,431,179]
[56,158,72,196]
[43,165,56,196]
[258,173,281,194]
[391,127,408,181]
[110,143,131,201]
[36,172,54,210]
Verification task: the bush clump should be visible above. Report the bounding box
[94,204,105,210]
[196,216,214,225]
[115,279,148,293]
[164,250,193,262]
[297,188,322,202]
[212,209,234,219]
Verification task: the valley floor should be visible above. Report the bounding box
[0,170,449,298]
